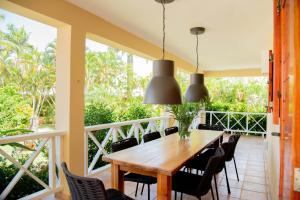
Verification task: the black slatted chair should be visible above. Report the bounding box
[61,162,133,200]
[143,131,161,143]
[197,124,210,130]
[172,147,225,200]
[198,124,224,149]
[111,138,156,200]
[186,135,237,199]
[164,126,178,136]
[139,131,161,194]
[225,134,241,182]
[210,124,224,131]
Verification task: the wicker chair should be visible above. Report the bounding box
[143,131,161,143]
[172,147,225,200]
[111,138,156,200]
[164,126,178,136]
[61,162,133,200]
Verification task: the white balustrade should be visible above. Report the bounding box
[84,116,171,176]
[0,112,267,199]
[0,130,66,200]
[200,111,267,136]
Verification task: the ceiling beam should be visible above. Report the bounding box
[204,68,264,77]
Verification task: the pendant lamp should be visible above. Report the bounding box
[185,27,209,102]
[144,0,182,104]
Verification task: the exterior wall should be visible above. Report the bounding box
[266,114,280,200]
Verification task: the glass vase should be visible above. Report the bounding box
[178,121,191,139]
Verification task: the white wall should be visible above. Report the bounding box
[266,113,280,200]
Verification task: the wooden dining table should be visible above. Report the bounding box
[102,129,223,200]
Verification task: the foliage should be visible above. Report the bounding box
[0,86,32,130]
[114,98,156,122]
[0,21,56,130]
[84,102,115,168]
[205,77,267,113]
[84,100,159,169]
[0,155,48,200]
[169,102,201,138]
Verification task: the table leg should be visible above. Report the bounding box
[111,163,124,192]
[157,173,172,200]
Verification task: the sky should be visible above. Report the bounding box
[0,8,152,77]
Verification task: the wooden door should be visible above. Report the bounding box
[276,0,300,199]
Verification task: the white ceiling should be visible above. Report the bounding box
[66,0,273,71]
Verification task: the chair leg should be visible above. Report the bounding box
[135,182,139,196]
[214,174,219,200]
[175,191,177,200]
[141,183,145,195]
[147,184,150,200]
[211,186,215,200]
[233,156,239,181]
[224,164,231,194]
[180,192,183,200]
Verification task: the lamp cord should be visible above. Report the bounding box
[161,0,165,60]
[196,34,199,72]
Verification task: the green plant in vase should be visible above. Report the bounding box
[169,102,201,139]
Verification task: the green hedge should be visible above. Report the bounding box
[0,152,48,200]
[85,101,155,170]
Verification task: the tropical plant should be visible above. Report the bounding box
[169,102,201,138]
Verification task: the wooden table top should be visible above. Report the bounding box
[102,130,223,176]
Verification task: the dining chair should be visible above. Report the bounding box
[61,162,133,200]
[143,131,161,143]
[210,124,224,131]
[172,146,225,200]
[185,135,237,199]
[198,124,223,149]
[225,134,241,182]
[197,124,210,130]
[111,138,156,200]
[164,126,178,136]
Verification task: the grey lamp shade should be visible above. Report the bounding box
[185,73,209,102]
[144,60,182,104]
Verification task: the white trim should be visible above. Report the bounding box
[0,130,66,144]
[84,116,172,176]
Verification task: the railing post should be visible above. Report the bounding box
[48,137,56,190]
[134,124,139,143]
[227,112,230,131]
[246,113,249,133]
[112,128,118,142]
[209,112,212,125]
[84,131,89,176]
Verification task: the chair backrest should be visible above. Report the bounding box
[197,124,210,130]
[232,134,241,151]
[209,124,224,131]
[227,134,240,159]
[164,126,178,136]
[111,137,138,153]
[222,135,236,161]
[196,147,225,197]
[143,131,161,143]
[61,162,107,200]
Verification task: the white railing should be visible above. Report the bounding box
[200,111,267,136]
[0,130,66,200]
[84,116,171,176]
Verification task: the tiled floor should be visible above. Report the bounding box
[48,134,270,200]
